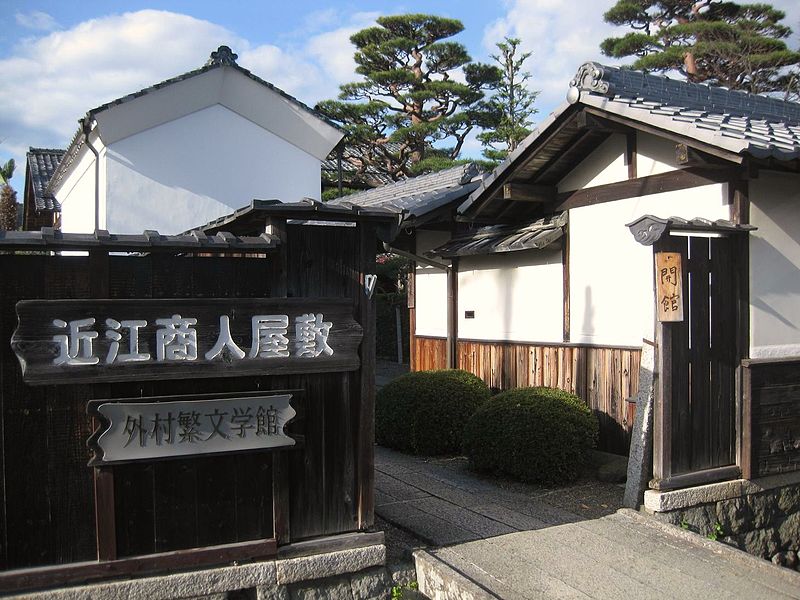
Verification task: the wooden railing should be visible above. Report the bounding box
[412,336,640,454]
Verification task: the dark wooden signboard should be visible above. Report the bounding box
[88,392,297,466]
[12,298,362,385]
[745,359,800,477]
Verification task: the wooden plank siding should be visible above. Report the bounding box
[413,336,639,454]
[0,220,379,590]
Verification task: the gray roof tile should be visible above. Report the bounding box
[26,148,64,211]
[329,163,484,222]
[567,62,800,160]
[461,62,800,217]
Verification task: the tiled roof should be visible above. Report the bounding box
[330,163,484,224]
[568,62,800,160]
[461,62,800,217]
[0,227,281,253]
[88,46,338,131]
[322,143,402,187]
[430,212,567,258]
[26,148,64,211]
[47,46,340,195]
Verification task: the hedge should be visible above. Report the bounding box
[376,369,490,455]
[462,386,598,484]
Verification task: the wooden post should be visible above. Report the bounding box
[89,249,117,562]
[625,131,637,179]
[395,305,403,364]
[562,225,570,342]
[356,223,377,529]
[266,217,291,545]
[446,258,459,370]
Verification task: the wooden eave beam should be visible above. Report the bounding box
[675,143,733,169]
[555,166,737,212]
[583,106,744,165]
[529,128,607,185]
[500,182,556,203]
[576,110,632,134]
[465,109,581,218]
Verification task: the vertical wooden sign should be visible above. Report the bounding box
[655,252,684,322]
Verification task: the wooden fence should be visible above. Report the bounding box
[0,220,378,591]
[741,358,800,479]
[413,336,640,454]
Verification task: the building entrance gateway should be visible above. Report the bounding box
[628,215,752,490]
[0,202,393,595]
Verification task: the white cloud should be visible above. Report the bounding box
[0,9,377,188]
[306,12,379,84]
[0,10,239,145]
[15,11,60,32]
[485,0,800,124]
[483,0,619,121]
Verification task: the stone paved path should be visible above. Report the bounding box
[375,447,800,599]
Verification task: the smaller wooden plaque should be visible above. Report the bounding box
[655,252,684,322]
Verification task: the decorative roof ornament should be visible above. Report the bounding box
[567,62,613,104]
[206,45,238,67]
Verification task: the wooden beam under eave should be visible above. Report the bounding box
[555,167,737,212]
[502,182,556,203]
[583,106,744,165]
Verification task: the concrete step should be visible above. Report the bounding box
[413,509,800,600]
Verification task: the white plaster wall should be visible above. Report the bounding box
[749,172,800,358]
[636,132,676,177]
[558,134,627,192]
[458,250,563,342]
[105,104,321,234]
[414,230,451,337]
[569,183,730,347]
[57,147,103,234]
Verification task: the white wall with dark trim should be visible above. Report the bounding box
[749,171,800,358]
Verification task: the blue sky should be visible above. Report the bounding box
[1,0,798,193]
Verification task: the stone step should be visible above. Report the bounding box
[412,510,800,600]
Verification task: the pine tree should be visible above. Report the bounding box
[316,14,501,182]
[0,159,17,232]
[601,1,800,95]
[477,37,538,164]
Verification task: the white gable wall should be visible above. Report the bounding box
[558,132,678,193]
[57,141,106,234]
[415,230,450,337]
[569,184,730,347]
[749,171,800,358]
[105,104,320,234]
[415,131,731,347]
[457,250,563,342]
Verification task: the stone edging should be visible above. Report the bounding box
[414,549,497,600]
[644,471,800,512]
[619,509,800,585]
[9,543,386,600]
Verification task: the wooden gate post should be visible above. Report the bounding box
[88,248,117,561]
[265,217,291,545]
[356,223,377,529]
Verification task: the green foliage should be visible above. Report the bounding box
[321,186,360,202]
[0,184,18,231]
[375,292,409,360]
[707,522,724,541]
[391,581,419,599]
[600,0,800,95]
[477,37,538,164]
[376,369,491,455]
[316,14,501,183]
[0,159,15,186]
[463,387,599,485]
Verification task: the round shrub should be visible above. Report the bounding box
[376,369,490,455]
[462,387,598,485]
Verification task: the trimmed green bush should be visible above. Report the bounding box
[376,369,490,455]
[462,386,598,485]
